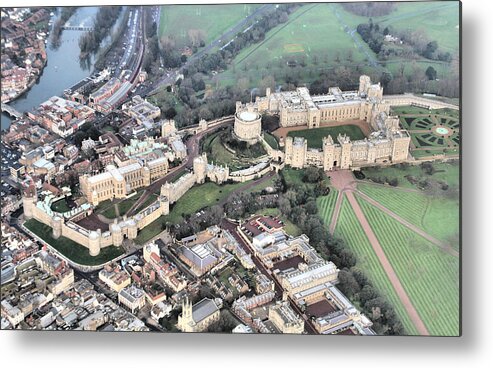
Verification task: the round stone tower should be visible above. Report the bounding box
[52,216,63,239]
[234,104,262,144]
[22,184,37,219]
[88,230,101,257]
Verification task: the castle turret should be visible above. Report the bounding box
[127,219,138,240]
[159,195,170,216]
[338,134,353,170]
[52,216,63,239]
[22,184,37,219]
[193,153,208,184]
[88,230,101,257]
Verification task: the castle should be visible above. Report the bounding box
[234,75,459,170]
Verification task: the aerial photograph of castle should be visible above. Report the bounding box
[1,1,460,336]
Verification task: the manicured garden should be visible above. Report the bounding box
[357,196,459,336]
[333,197,418,335]
[316,188,339,227]
[24,219,124,266]
[287,125,365,149]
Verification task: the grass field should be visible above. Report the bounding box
[357,196,460,336]
[316,188,339,227]
[100,192,143,219]
[361,161,460,190]
[50,199,71,213]
[134,193,159,214]
[212,3,373,89]
[287,125,366,149]
[134,181,251,244]
[24,219,124,266]
[263,132,279,149]
[333,197,418,335]
[357,183,459,251]
[375,2,459,53]
[159,4,258,48]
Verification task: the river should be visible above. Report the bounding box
[1,6,124,131]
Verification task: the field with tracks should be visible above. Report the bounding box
[333,197,418,335]
[357,196,460,336]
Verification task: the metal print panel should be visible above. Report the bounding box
[0,1,461,336]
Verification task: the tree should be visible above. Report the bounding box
[425,66,437,80]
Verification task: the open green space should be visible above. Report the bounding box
[134,181,252,244]
[134,193,159,214]
[360,161,459,190]
[245,174,278,194]
[376,2,459,53]
[24,219,124,266]
[50,198,71,213]
[316,188,339,227]
[357,196,459,336]
[98,191,144,219]
[263,132,279,150]
[333,196,418,335]
[357,182,459,251]
[212,3,373,89]
[287,125,366,149]
[159,4,258,48]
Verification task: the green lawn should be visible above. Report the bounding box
[282,167,305,188]
[24,219,124,266]
[287,125,366,149]
[245,174,278,194]
[333,196,418,335]
[50,199,71,213]
[376,2,459,53]
[263,132,279,150]
[357,196,460,336]
[316,188,339,227]
[361,161,460,190]
[357,183,459,251]
[159,4,258,48]
[100,192,143,219]
[134,181,251,244]
[213,3,373,89]
[202,130,267,171]
[134,193,159,214]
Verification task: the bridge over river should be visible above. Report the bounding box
[1,103,23,119]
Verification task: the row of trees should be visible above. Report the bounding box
[79,6,122,56]
[274,171,405,335]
